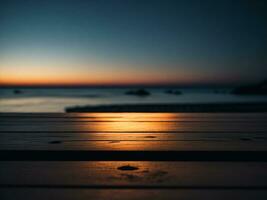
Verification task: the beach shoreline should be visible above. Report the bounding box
[65,102,267,113]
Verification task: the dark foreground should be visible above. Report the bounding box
[1,112,267,199]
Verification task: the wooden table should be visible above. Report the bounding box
[0,113,267,199]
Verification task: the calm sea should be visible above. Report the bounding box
[1,87,267,112]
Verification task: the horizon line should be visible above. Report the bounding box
[0,82,249,88]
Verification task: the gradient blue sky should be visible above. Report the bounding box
[0,0,266,86]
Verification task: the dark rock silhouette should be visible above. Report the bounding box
[232,80,267,95]
[13,89,22,94]
[118,165,139,171]
[165,89,182,95]
[125,89,150,96]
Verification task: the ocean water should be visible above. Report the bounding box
[1,87,267,112]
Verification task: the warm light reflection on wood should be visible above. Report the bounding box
[78,113,182,150]
[79,113,180,130]
[79,113,181,121]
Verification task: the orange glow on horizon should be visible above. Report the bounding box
[0,67,194,86]
[0,58,233,86]
[0,70,219,86]
[0,75,187,86]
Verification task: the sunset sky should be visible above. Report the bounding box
[0,0,266,86]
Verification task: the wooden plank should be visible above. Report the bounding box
[1,188,267,200]
[1,140,267,151]
[0,161,267,187]
[2,131,266,161]
[1,112,267,122]
[2,118,267,122]
[0,112,266,160]
[1,112,267,119]
[1,122,266,132]
[1,120,267,125]
[1,113,267,200]
[1,131,265,142]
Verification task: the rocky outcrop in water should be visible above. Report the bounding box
[165,89,182,95]
[125,89,150,96]
[232,80,267,95]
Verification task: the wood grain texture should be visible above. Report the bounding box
[0,113,267,159]
[2,189,267,200]
[1,161,267,187]
[1,113,267,199]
